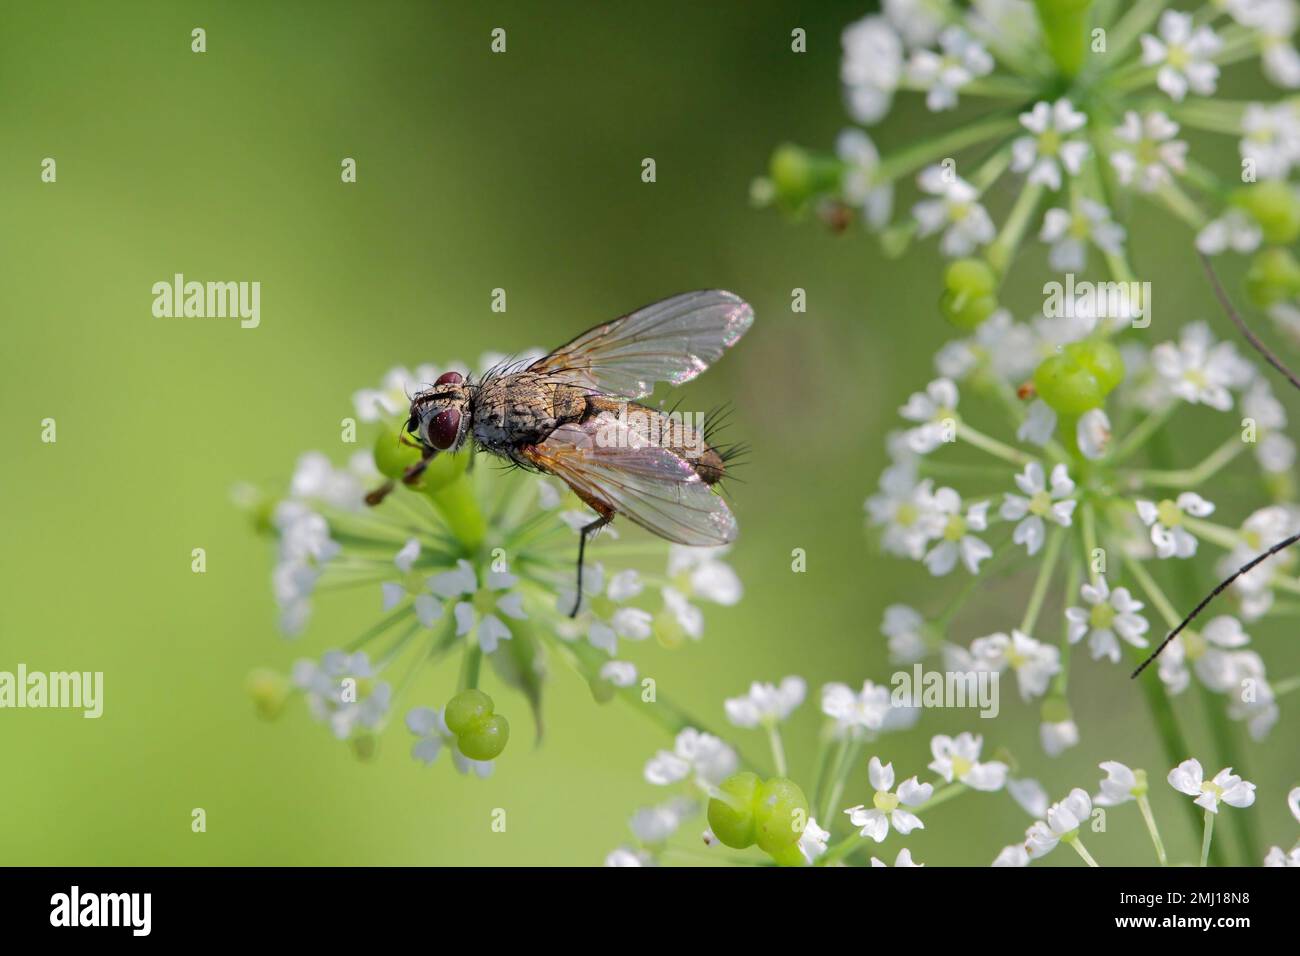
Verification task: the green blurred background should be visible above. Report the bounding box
[1,0,1295,866]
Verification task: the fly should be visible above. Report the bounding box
[365,290,754,615]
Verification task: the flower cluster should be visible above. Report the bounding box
[604,673,1292,867]
[241,358,741,771]
[755,0,1300,349]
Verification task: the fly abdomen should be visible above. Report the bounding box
[585,397,727,485]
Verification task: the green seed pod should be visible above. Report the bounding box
[1033,353,1103,415]
[1064,339,1125,395]
[444,688,495,736]
[1245,247,1300,307]
[753,777,810,854]
[458,714,510,761]
[373,421,424,480]
[940,258,1000,330]
[1231,180,1300,244]
[707,772,762,849]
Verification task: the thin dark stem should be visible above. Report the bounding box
[1198,251,1300,392]
[1132,256,1300,677]
[1131,531,1300,677]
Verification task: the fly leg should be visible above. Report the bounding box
[365,446,435,506]
[571,505,613,617]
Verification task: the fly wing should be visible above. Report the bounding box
[528,290,754,399]
[521,414,737,546]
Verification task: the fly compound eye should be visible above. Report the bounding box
[435,371,464,387]
[428,408,461,450]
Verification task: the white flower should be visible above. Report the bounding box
[352,363,452,422]
[913,167,996,257]
[1158,615,1253,695]
[1217,505,1300,618]
[644,728,738,787]
[1167,759,1256,813]
[659,546,741,642]
[1242,380,1296,473]
[1040,719,1079,757]
[405,706,493,777]
[798,817,831,864]
[871,848,924,867]
[289,451,373,510]
[1196,209,1263,256]
[605,847,653,867]
[1011,99,1089,190]
[1000,462,1077,555]
[1094,761,1145,806]
[429,558,527,654]
[844,757,933,842]
[837,129,894,228]
[600,660,638,687]
[900,377,960,453]
[969,629,1061,700]
[1065,576,1150,663]
[292,651,391,740]
[924,488,992,576]
[1151,320,1254,410]
[1008,777,1049,818]
[883,604,928,664]
[1135,493,1215,559]
[1076,408,1112,461]
[1110,111,1188,192]
[1266,846,1300,866]
[867,473,942,561]
[1026,788,1092,858]
[558,563,651,654]
[821,680,892,735]
[928,732,1008,791]
[1018,399,1058,447]
[725,676,807,727]
[1039,199,1125,272]
[841,15,904,124]
[1140,11,1222,101]
[1240,102,1300,179]
[935,310,1040,384]
[629,797,697,844]
[883,0,945,49]
[906,26,994,112]
[993,843,1031,866]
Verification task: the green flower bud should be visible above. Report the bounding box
[940,258,1000,330]
[444,688,495,736]
[753,777,810,854]
[1245,247,1300,307]
[458,714,510,760]
[373,422,424,480]
[245,667,290,721]
[1231,181,1300,244]
[769,143,842,210]
[1033,353,1103,415]
[707,772,762,849]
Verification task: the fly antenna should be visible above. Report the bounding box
[1132,254,1300,678]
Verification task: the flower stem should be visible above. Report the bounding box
[988,181,1046,277]
[426,474,488,553]
[458,638,482,692]
[767,723,788,778]
[819,736,862,827]
[1065,834,1100,867]
[1129,437,1245,489]
[1136,793,1168,866]
[1033,0,1094,80]
[874,115,1022,184]
[958,422,1034,465]
[1200,808,1215,867]
[1021,525,1066,633]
